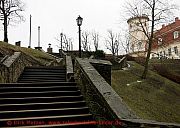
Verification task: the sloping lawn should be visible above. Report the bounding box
[112,61,180,123]
[0,41,55,65]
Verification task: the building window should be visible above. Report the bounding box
[152,54,155,58]
[163,51,166,56]
[160,51,163,57]
[158,38,163,45]
[168,48,171,56]
[138,41,142,50]
[157,53,159,58]
[174,46,178,55]
[173,31,179,39]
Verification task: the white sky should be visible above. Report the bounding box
[0,0,180,53]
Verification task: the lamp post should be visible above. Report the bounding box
[76,15,83,58]
[28,15,32,48]
[115,40,119,56]
[38,26,40,47]
[60,33,63,50]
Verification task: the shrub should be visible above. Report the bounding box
[93,50,105,59]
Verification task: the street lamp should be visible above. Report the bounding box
[60,33,63,50]
[48,43,51,48]
[76,15,83,58]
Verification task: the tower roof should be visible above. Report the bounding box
[127,15,149,24]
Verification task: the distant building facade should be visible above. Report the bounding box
[127,16,180,59]
[151,17,180,59]
[127,15,149,57]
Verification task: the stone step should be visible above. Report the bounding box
[0,101,86,111]
[0,82,77,87]
[18,77,66,81]
[0,95,84,104]
[22,72,66,75]
[20,74,66,77]
[0,107,90,119]
[17,123,96,128]
[0,86,78,92]
[25,66,66,70]
[0,90,81,98]
[24,69,66,73]
[18,79,66,83]
[0,114,94,127]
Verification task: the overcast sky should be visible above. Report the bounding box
[0,0,180,53]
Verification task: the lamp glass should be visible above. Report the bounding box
[76,15,83,26]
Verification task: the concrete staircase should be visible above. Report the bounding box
[0,66,96,127]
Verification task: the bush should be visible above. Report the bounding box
[93,50,105,59]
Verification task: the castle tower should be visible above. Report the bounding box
[127,15,149,55]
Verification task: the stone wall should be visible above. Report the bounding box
[88,59,112,85]
[74,58,137,127]
[65,55,74,82]
[0,52,41,83]
[74,58,180,128]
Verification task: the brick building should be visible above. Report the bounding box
[151,17,180,59]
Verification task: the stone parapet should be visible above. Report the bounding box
[74,57,180,127]
[0,52,41,83]
[84,58,112,85]
[74,58,137,123]
[66,55,74,81]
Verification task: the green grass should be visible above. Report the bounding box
[112,61,180,123]
[0,41,55,65]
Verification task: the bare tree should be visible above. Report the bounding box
[91,31,99,51]
[121,33,130,54]
[0,0,24,43]
[126,0,176,79]
[105,30,121,57]
[82,31,91,52]
[55,33,73,51]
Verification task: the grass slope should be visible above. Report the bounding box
[149,59,180,75]
[112,61,180,123]
[0,41,55,65]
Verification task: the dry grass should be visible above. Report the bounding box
[0,41,55,65]
[112,61,180,123]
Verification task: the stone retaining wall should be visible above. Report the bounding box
[74,58,180,128]
[74,58,137,127]
[0,52,41,83]
[66,55,74,81]
[88,59,112,85]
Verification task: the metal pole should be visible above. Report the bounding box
[79,26,81,58]
[28,15,32,48]
[38,26,40,47]
[60,33,63,49]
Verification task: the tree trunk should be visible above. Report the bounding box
[3,15,8,43]
[95,46,97,52]
[141,41,152,79]
[141,0,155,79]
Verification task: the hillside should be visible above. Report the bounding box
[112,61,180,123]
[0,41,55,65]
[149,59,180,83]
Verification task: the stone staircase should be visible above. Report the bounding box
[0,66,96,127]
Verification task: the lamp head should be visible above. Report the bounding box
[76,15,83,26]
